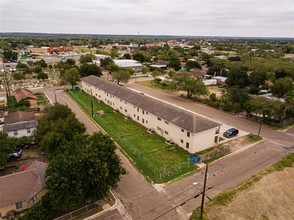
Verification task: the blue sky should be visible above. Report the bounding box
[0,0,293,37]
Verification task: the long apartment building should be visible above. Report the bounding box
[81,75,221,153]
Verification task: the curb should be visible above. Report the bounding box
[83,190,118,220]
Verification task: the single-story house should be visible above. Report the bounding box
[113,59,143,72]
[14,88,37,107]
[81,75,221,153]
[212,76,227,85]
[0,161,48,218]
[3,111,38,138]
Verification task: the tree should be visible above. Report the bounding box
[186,60,202,70]
[100,57,114,69]
[112,69,131,85]
[271,77,294,98]
[281,90,294,125]
[46,133,126,210]
[80,64,102,77]
[122,53,132,59]
[35,104,86,158]
[80,53,95,64]
[34,59,47,68]
[65,58,76,66]
[63,68,80,89]
[200,52,212,66]
[17,98,31,109]
[33,66,43,74]
[20,193,54,220]
[171,72,208,98]
[226,68,249,88]
[0,132,15,166]
[37,72,48,80]
[16,62,29,69]
[13,72,26,80]
[133,52,146,63]
[167,57,181,71]
[3,49,18,61]
[249,71,267,87]
[244,96,284,122]
[110,47,118,58]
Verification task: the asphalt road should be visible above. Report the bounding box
[43,86,293,220]
[126,83,294,148]
[44,89,183,220]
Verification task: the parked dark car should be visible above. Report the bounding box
[223,128,239,138]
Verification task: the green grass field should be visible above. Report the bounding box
[36,92,49,105]
[67,90,197,183]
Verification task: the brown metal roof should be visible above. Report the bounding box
[4,111,36,124]
[14,88,37,102]
[81,76,220,133]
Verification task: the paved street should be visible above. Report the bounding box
[42,86,293,220]
[44,89,183,220]
[126,83,293,148]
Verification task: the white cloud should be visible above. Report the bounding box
[0,0,293,37]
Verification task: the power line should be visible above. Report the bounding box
[149,151,287,219]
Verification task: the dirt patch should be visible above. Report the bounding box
[206,167,294,220]
[227,136,257,153]
[208,86,224,98]
[0,147,47,176]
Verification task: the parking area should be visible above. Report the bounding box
[218,124,248,144]
[0,146,46,176]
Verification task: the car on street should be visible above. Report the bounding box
[223,128,239,138]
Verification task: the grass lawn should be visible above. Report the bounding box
[35,92,49,105]
[136,80,176,93]
[67,90,197,183]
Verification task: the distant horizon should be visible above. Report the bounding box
[1,0,293,39]
[1,32,294,40]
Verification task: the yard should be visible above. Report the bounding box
[67,90,197,183]
[36,92,49,105]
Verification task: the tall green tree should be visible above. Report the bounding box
[112,69,131,85]
[271,77,294,98]
[167,57,181,71]
[171,72,208,98]
[226,68,249,88]
[100,57,114,69]
[80,63,102,77]
[186,60,202,70]
[35,104,86,158]
[80,54,95,64]
[46,133,126,211]
[63,68,80,89]
[0,132,15,166]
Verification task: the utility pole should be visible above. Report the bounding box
[54,92,57,104]
[200,163,208,219]
[258,118,262,137]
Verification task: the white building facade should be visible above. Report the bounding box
[3,111,38,138]
[81,76,221,153]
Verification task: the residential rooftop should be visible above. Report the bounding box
[82,75,220,133]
